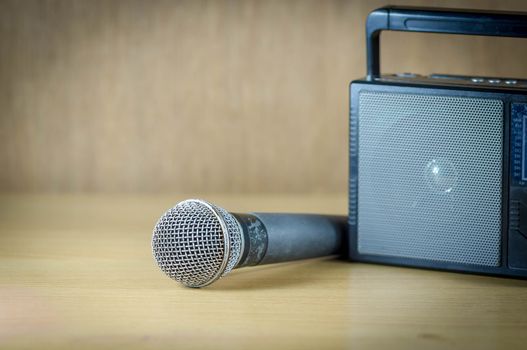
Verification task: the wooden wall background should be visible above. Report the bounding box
[2,0,527,194]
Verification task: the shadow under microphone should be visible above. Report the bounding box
[151,199,347,288]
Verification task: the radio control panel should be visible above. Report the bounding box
[429,74,522,86]
[379,73,527,90]
[510,103,527,270]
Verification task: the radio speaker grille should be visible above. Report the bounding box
[357,92,503,266]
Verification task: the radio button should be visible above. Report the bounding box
[396,72,419,78]
[488,79,501,84]
[471,78,485,83]
[505,80,518,85]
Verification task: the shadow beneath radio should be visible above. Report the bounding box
[445,270,527,288]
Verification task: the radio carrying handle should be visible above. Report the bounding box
[367,6,527,79]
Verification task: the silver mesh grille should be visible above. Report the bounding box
[357,91,503,266]
[151,199,243,287]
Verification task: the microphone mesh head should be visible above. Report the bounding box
[151,199,243,288]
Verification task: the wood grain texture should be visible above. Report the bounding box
[2,0,527,193]
[0,194,526,349]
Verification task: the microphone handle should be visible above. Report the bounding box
[232,213,347,267]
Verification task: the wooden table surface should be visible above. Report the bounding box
[1,194,527,350]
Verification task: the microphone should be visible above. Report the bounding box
[151,199,346,288]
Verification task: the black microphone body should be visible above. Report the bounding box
[233,213,346,267]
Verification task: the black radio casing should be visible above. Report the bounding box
[348,6,527,278]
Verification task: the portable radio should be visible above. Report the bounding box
[349,6,527,278]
